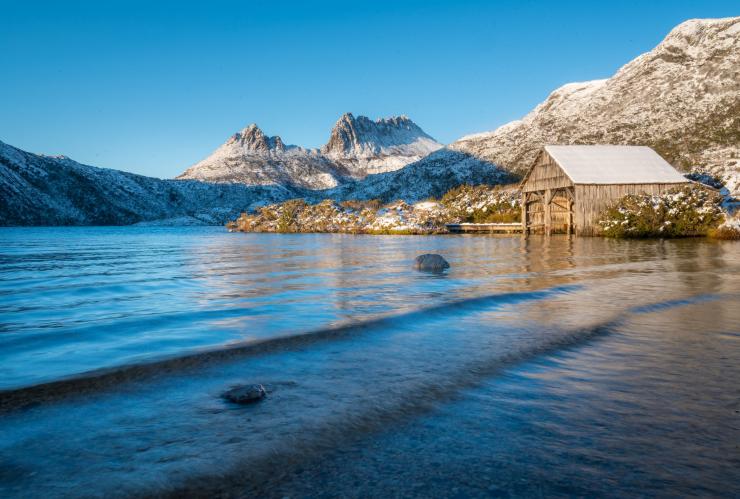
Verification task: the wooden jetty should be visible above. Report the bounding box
[446,223,523,234]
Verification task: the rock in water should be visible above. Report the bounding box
[414,254,450,272]
[223,384,266,404]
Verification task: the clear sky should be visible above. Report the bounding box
[1,0,737,178]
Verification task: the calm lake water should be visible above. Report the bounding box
[0,227,739,498]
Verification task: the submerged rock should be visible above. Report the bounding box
[223,384,266,404]
[414,254,450,272]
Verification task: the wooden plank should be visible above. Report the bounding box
[446,223,524,234]
[544,188,552,236]
[521,192,528,235]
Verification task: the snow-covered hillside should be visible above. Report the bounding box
[177,113,443,188]
[437,17,740,195]
[0,140,293,226]
[314,149,516,203]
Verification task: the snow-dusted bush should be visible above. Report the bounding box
[598,186,724,238]
[440,185,520,223]
[707,216,740,240]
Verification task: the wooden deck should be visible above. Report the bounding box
[446,223,524,234]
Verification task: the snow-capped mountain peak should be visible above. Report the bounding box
[319,113,444,176]
[177,112,444,186]
[177,122,344,190]
[224,124,288,154]
[322,112,441,158]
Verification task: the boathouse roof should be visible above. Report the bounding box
[542,145,688,185]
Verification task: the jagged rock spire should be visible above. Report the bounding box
[227,124,285,153]
[321,113,437,156]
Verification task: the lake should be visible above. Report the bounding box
[1,227,739,497]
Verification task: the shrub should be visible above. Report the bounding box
[340,199,382,211]
[440,184,520,223]
[707,218,740,240]
[598,186,724,238]
[276,198,306,233]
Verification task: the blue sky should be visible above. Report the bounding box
[1,0,737,178]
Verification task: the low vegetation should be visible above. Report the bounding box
[228,185,520,235]
[598,186,725,238]
[707,217,740,240]
[440,185,520,223]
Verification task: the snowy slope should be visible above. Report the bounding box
[314,149,516,203]
[442,17,740,194]
[177,114,443,187]
[0,140,293,226]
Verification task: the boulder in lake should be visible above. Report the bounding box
[223,384,266,404]
[414,254,450,272]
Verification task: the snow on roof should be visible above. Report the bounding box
[544,145,688,184]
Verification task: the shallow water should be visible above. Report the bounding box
[0,227,738,497]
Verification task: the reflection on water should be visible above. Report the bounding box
[0,227,738,497]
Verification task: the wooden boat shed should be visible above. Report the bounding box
[520,145,689,235]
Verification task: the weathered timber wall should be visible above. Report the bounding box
[574,183,689,235]
[521,151,573,192]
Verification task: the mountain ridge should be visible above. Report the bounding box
[177,113,443,188]
[0,139,294,226]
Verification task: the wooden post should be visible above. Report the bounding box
[544,188,552,236]
[567,199,573,236]
[520,191,528,235]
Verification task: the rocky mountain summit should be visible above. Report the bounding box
[321,113,443,176]
[176,124,350,189]
[224,124,287,153]
[177,113,443,188]
[427,16,740,194]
